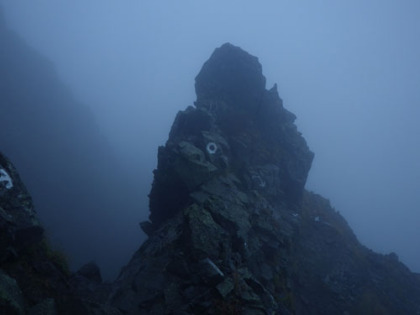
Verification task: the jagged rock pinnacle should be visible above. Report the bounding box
[2,39,420,314]
[112,44,420,314]
[148,43,314,228]
[195,43,266,113]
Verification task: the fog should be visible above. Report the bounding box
[1,1,419,278]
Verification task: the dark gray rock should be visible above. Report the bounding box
[0,152,43,261]
[149,43,314,230]
[111,43,420,315]
[28,298,56,315]
[0,152,121,314]
[195,43,266,114]
[0,269,24,315]
[2,40,420,314]
[112,43,312,314]
[76,262,102,284]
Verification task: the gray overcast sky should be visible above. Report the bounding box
[1,1,420,273]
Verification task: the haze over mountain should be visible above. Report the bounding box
[0,0,419,279]
[0,5,144,280]
[1,42,419,315]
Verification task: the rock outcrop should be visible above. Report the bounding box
[148,43,313,228]
[111,43,420,314]
[2,38,420,314]
[0,151,122,314]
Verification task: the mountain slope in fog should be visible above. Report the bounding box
[1,6,420,312]
[0,152,123,314]
[111,43,420,314]
[0,7,140,280]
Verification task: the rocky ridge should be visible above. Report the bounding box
[0,152,122,314]
[1,41,420,314]
[110,43,420,314]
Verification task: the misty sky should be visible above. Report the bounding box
[1,1,419,273]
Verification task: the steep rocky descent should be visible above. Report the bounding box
[292,192,420,314]
[112,43,420,314]
[0,151,122,315]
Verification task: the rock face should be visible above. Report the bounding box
[111,43,420,314]
[148,43,313,228]
[2,39,420,314]
[0,151,121,314]
[0,151,66,314]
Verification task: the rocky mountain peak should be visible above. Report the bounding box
[113,44,420,314]
[149,43,313,229]
[195,42,266,114]
[2,42,420,314]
